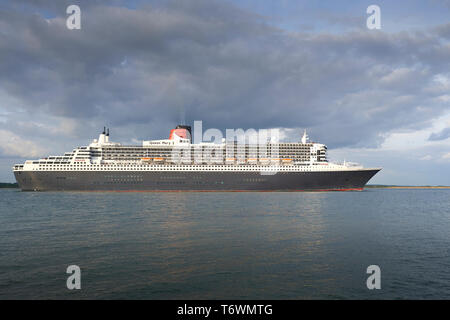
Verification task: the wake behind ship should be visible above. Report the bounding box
[13,125,380,191]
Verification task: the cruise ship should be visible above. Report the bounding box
[13,125,380,191]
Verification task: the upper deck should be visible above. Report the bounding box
[12,125,371,172]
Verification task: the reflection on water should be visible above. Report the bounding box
[0,189,450,299]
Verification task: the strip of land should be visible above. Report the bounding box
[366,185,450,189]
[0,183,19,188]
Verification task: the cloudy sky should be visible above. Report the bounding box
[0,0,449,184]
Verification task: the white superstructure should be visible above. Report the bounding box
[13,126,369,174]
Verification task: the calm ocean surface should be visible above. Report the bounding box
[0,188,449,299]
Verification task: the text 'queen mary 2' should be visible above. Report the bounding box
[13,125,381,191]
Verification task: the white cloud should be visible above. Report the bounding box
[380,67,416,86]
[379,112,450,151]
[0,129,47,158]
[436,94,450,102]
[420,155,433,160]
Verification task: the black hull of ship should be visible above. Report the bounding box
[14,169,380,192]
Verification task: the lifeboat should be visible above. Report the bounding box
[153,157,164,162]
[208,157,224,164]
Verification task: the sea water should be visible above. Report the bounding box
[0,188,449,299]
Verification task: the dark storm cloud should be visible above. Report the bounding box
[435,22,450,39]
[0,0,449,150]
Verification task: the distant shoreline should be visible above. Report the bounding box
[1,182,449,189]
[0,183,19,188]
[366,185,450,189]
